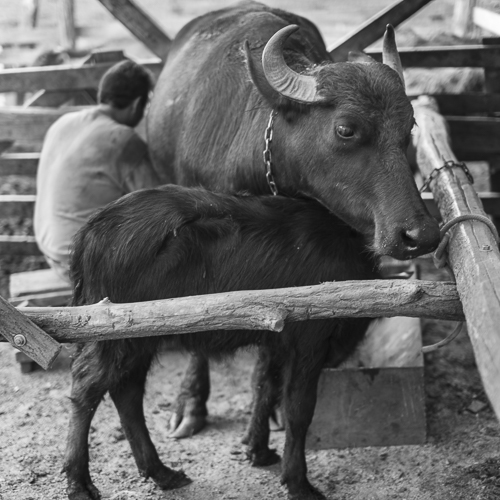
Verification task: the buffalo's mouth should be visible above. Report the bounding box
[372,216,440,260]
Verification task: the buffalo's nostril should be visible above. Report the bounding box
[401,221,440,255]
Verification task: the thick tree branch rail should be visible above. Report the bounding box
[413,95,500,421]
[2,280,463,343]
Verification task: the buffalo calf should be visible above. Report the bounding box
[63,185,379,500]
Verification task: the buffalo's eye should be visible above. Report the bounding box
[336,125,355,139]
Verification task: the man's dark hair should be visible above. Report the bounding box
[98,60,153,109]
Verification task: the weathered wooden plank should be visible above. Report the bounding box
[0,60,162,93]
[0,235,41,255]
[10,268,70,298]
[413,95,500,421]
[367,44,500,68]
[409,93,500,115]
[97,0,170,60]
[329,0,434,61]
[307,367,425,448]
[0,280,463,344]
[0,153,39,176]
[0,295,61,370]
[24,89,96,107]
[9,290,73,307]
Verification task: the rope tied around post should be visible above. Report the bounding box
[422,213,499,353]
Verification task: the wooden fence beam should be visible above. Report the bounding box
[0,280,463,344]
[329,0,434,61]
[97,0,170,60]
[413,95,500,421]
[367,44,500,68]
[0,60,162,94]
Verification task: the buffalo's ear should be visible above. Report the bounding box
[348,50,376,64]
[243,40,281,106]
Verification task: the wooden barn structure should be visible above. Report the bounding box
[0,0,499,448]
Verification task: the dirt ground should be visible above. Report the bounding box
[1,1,500,500]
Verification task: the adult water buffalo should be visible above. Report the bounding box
[147,2,439,439]
[64,185,379,500]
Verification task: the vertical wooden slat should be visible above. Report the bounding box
[453,0,476,38]
[413,96,500,421]
[59,0,76,50]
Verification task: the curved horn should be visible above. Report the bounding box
[382,24,405,87]
[262,25,325,104]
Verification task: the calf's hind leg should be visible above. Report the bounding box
[63,344,113,500]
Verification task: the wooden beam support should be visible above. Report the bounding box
[329,0,434,61]
[0,295,61,370]
[367,44,500,68]
[0,60,162,94]
[97,0,170,60]
[413,95,500,421]
[0,280,463,344]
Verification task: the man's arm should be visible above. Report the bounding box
[119,132,161,191]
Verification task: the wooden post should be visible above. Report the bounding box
[453,0,476,38]
[58,0,76,51]
[329,0,434,62]
[413,95,500,421]
[97,0,170,60]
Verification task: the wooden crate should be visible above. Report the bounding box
[9,268,72,307]
[307,264,425,448]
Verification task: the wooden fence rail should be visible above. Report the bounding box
[0,279,463,352]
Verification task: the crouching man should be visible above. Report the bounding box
[34,60,160,282]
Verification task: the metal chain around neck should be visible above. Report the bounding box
[263,110,279,196]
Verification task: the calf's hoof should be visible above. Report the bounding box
[152,466,192,490]
[169,412,206,439]
[246,447,281,466]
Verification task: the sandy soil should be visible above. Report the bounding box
[1,1,500,500]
